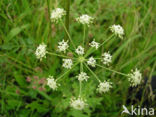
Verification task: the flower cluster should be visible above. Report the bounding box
[75,46,84,55]
[50,8,66,23]
[128,68,142,87]
[58,39,69,53]
[97,81,112,93]
[62,59,73,69]
[35,43,47,61]
[89,40,100,49]
[34,7,143,111]
[70,97,88,110]
[110,24,124,39]
[76,14,94,26]
[101,52,112,66]
[47,76,59,90]
[87,57,96,67]
[77,72,89,81]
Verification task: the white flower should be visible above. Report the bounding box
[62,59,73,69]
[50,8,66,23]
[47,76,59,90]
[75,46,84,55]
[76,14,93,26]
[89,40,100,49]
[70,97,87,110]
[87,57,96,67]
[35,43,47,61]
[58,40,69,53]
[128,68,142,87]
[76,72,89,81]
[97,81,112,93]
[110,24,124,39]
[101,52,112,65]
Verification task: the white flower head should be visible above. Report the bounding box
[35,43,47,61]
[110,24,124,39]
[97,81,112,93]
[89,39,100,49]
[70,97,88,110]
[76,72,89,81]
[87,56,96,67]
[62,59,73,69]
[50,8,66,23]
[75,46,84,55]
[58,39,69,53]
[101,52,112,66]
[47,76,59,90]
[76,14,94,26]
[128,68,142,87]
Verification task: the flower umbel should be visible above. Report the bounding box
[110,24,124,39]
[34,11,143,110]
[50,8,66,23]
[62,59,73,69]
[58,39,69,53]
[76,72,89,81]
[75,46,84,55]
[47,76,59,90]
[87,57,96,67]
[101,52,112,66]
[76,14,93,26]
[128,68,142,87]
[97,81,112,93]
[70,97,87,110]
[89,40,100,49]
[35,43,47,61]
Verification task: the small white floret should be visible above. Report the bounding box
[76,72,89,81]
[128,68,142,87]
[97,81,112,93]
[47,76,59,90]
[110,24,124,39]
[58,39,69,53]
[62,59,73,69]
[101,52,112,66]
[50,8,66,23]
[35,43,47,61]
[89,40,100,49]
[76,14,93,26]
[70,97,87,110]
[87,57,96,67]
[75,46,84,55]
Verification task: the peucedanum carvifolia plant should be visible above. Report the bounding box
[35,7,142,110]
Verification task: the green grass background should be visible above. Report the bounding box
[0,0,156,117]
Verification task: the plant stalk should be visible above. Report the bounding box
[65,0,70,40]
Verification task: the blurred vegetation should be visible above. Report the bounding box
[0,0,156,117]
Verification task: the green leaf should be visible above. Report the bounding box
[6,24,30,42]
[14,71,27,87]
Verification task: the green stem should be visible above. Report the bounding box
[47,52,74,59]
[96,64,129,77]
[46,0,52,43]
[84,63,101,82]
[56,62,79,81]
[83,25,86,47]
[99,34,114,48]
[61,20,76,49]
[65,0,70,40]
[79,63,83,96]
[85,34,114,58]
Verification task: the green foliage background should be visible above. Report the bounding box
[0,0,156,117]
